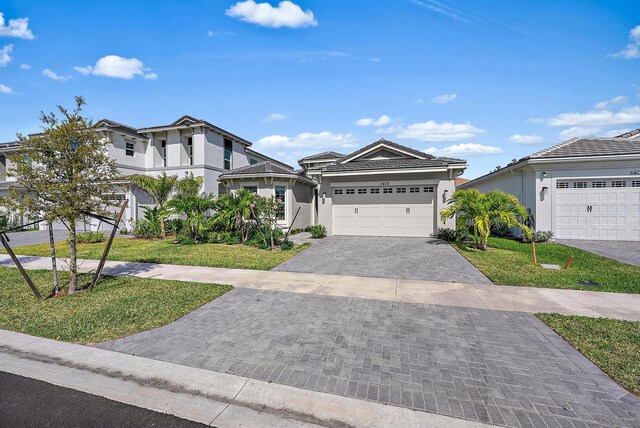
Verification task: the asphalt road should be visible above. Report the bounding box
[0,371,207,428]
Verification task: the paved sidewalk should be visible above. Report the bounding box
[0,330,490,428]
[100,288,640,428]
[1,254,639,320]
[558,240,640,267]
[274,236,492,284]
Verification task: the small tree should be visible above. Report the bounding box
[252,195,284,250]
[213,189,254,241]
[129,172,177,238]
[5,96,120,294]
[440,189,531,250]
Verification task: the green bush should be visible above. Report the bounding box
[76,231,105,243]
[133,218,161,239]
[433,228,457,242]
[164,218,184,235]
[522,230,554,243]
[309,225,327,239]
[280,239,294,250]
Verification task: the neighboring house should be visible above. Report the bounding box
[455,177,470,187]
[459,129,640,241]
[0,115,291,230]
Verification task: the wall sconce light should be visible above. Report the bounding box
[542,186,548,193]
[542,171,547,178]
[322,192,326,203]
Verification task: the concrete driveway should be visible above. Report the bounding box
[2,230,66,248]
[558,240,640,267]
[101,288,640,428]
[274,236,492,284]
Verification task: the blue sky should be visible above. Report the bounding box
[1,1,639,178]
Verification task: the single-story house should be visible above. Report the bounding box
[220,139,468,237]
[459,129,640,241]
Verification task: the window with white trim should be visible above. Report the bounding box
[573,181,587,189]
[612,180,626,188]
[358,188,367,194]
[383,188,392,194]
[632,180,640,188]
[592,181,606,188]
[396,187,407,193]
[423,186,434,193]
[556,181,569,189]
[243,186,257,193]
[187,137,193,165]
[224,138,233,170]
[275,186,286,220]
[370,188,380,194]
[346,189,355,195]
[125,141,134,157]
[334,189,343,195]
[409,187,420,193]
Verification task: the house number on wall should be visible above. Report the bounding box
[380,181,390,186]
[631,171,640,175]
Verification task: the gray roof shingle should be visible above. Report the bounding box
[94,119,146,139]
[341,139,433,162]
[529,137,640,159]
[300,151,345,161]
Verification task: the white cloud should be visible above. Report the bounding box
[509,134,544,145]
[42,68,72,82]
[265,113,288,122]
[0,44,12,67]
[73,65,92,75]
[0,83,12,94]
[19,63,30,70]
[610,25,640,59]
[594,95,627,110]
[548,106,640,127]
[382,120,484,142]
[208,30,235,36]
[431,93,458,104]
[558,127,602,140]
[75,55,156,80]
[424,143,503,157]
[255,131,356,150]
[356,115,391,127]
[226,1,318,29]
[0,12,34,40]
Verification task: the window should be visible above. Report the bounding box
[612,180,626,188]
[383,188,393,194]
[243,186,257,193]
[370,188,380,194]
[358,188,367,194]
[275,186,286,220]
[556,181,569,189]
[224,138,233,170]
[573,181,587,189]
[346,189,355,195]
[396,187,406,193]
[592,181,606,188]
[249,158,258,165]
[160,140,167,167]
[187,137,193,166]
[632,180,640,188]
[423,186,434,193]
[125,141,134,157]
[334,189,343,195]
[409,187,420,193]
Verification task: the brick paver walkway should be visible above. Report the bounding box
[274,236,493,284]
[100,288,640,428]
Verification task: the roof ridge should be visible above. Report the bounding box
[94,118,138,131]
[529,137,582,158]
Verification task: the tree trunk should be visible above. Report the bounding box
[68,219,78,294]
[48,222,59,293]
[269,221,274,250]
[160,218,166,238]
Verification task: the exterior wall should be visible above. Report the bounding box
[316,172,457,236]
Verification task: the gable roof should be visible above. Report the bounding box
[323,157,466,173]
[339,139,432,164]
[94,118,146,140]
[300,151,345,162]
[137,115,253,146]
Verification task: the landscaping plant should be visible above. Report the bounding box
[309,225,327,239]
[128,172,177,238]
[440,189,532,250]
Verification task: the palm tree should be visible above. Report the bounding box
[440,189,532,250]
[167,192,216,242]
[128,172,178,238]
[213,189,254,241]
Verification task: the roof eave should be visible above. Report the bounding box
[323,167,449,177]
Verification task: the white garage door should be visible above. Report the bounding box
[555,178,640,241]
[332,185,435,237]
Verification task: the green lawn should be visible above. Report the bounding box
[538,314,640,396]
[0,267,231,344]
[452,237,640,293]
[6,238,310,270]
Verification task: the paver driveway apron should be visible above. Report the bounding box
[101,288,640,428]
[558,239,640,267]
[274,236,492,284]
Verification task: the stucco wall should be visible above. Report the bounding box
[290,183,314,230]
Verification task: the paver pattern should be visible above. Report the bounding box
[101,288,640,428]
[274,236,493,284]
[558,240,640,267]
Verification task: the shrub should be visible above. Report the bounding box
[522,230,554,243]
[76,231,105,243]
[133,218,161,239]
[309,225,327,239]
[164,218,184,235]
[280,239,294,250]
[433,228,457,241]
